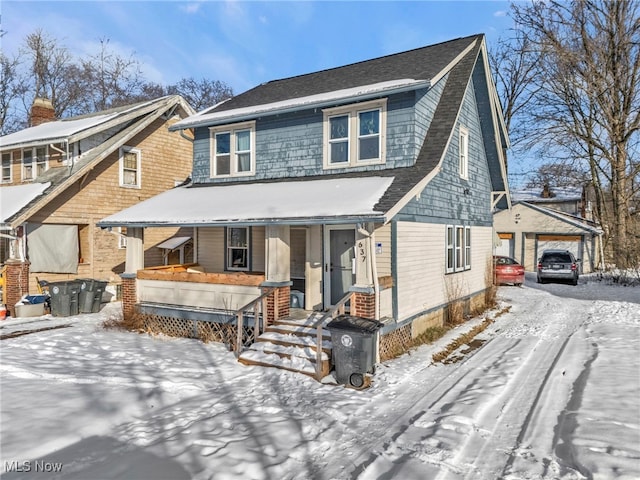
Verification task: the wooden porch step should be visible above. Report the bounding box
[257,331,332,354]
[238,342,331,378]
[264,323,331,339]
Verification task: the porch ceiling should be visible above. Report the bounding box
[98,176,394,228]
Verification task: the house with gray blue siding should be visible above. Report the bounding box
[99,34,510,383]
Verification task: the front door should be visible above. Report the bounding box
[324,226,355,307]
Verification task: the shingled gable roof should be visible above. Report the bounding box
[1,95,194,228]
[171,34,482,130]
[101,35,507,228]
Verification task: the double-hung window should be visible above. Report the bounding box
[1,152,12,183]
[210,122,255,178]
[22,149,34,181]
[324,99,386,169]
[22,146,48,181]
[459,126,469,179]
[226,227,250,271]
[446,225,471,273]
[119,147,141,188]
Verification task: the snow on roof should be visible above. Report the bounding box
[156,236,192,250]
[0,113,119,149]
[511,187,583,203]
[171,79,427,130]
[98,176,394,227]
[0,97,172,149]
[0,182,51,223]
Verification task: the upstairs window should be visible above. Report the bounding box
[210,122,255,178]
[324,99,386,169]
[1,152,12,183]
[22,146,48,181]
[459,126,469,179]
[119,146,141,188]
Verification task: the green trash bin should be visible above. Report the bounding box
[49,281,81,317]
[78,279,108,313]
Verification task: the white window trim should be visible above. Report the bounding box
[446,225,471,273]
[323,98,387,169]
[459,125,469,180]
[116,227,127,249]
[226,226,251,271]
[119,146,142,188]
[446,225,455,273]
[21,146,49,181]
[1,151,12,183]
[464,226,471,270]
[209,121,256,178]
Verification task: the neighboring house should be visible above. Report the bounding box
[98,35,510,376]
[493,201,603,273]
[0,96,195,313]
[510,184,595,220]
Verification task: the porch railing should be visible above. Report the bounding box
[312,291,353,380]
[234,287,276,357]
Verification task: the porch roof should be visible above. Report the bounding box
[97,176,394,228]
[0,182,51,227]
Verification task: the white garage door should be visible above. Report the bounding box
[537,235,582,264]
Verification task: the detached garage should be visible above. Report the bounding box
[494,202,603,273]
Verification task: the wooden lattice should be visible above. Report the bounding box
[379,324,413,361]
[140,313,257,350]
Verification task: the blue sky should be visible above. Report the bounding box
[2,1,515,95]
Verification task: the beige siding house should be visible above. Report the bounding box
[0,96,195,312]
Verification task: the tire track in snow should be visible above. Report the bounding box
[347,290,591,479]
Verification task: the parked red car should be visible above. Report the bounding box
[493,255,525,286]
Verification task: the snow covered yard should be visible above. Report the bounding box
[1,276,638,480]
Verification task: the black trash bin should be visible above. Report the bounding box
[49,281,81,317]
[327,315,384,388]
[78,279,108,313]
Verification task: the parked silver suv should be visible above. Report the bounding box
[537,249,580,285]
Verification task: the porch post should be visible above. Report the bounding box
[263,225,291,322]
[351,223,377,320]
[124,227,144,274]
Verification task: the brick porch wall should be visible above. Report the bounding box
[351,291,375,319]
[3,260,30,318]
[120,274,137,320]
[264,285,290,324]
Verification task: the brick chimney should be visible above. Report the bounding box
[541,184,554,198]
[30,98,56,126]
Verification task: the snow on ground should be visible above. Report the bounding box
[0,274,638,479]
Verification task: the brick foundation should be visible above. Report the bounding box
[351,291,376,319]
[3,260,30,318]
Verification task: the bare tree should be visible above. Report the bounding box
[79,38,146,111]
[169,77,233,112]
[22,29,76,119]
[0,52,28,134]
[489,31,541,151]
[510,0,640,268]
